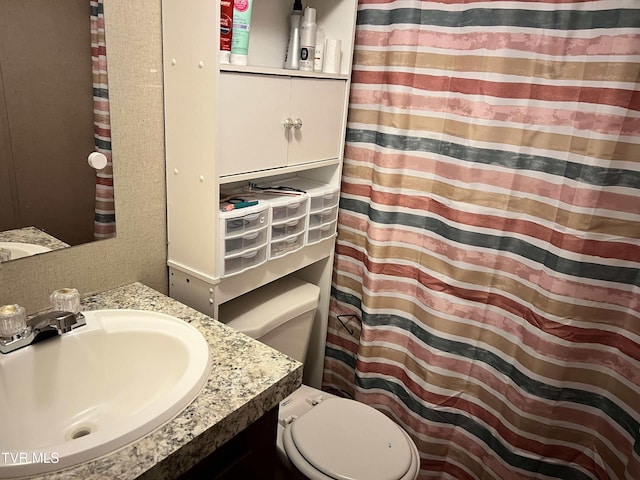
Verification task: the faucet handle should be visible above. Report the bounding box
[0,305,27,338]
[0,248,11,263]
[50,288,81,314]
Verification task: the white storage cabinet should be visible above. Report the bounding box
[218,75,347,177]
[163,0,357,388]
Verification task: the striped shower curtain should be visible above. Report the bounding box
[324,1,640,479]
[90,0,115,240]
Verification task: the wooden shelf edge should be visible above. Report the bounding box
[219,159,341,184]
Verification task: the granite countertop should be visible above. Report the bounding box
[0,227,70,251]
[30,282,303,480]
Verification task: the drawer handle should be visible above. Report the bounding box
[293,118,303,129]
[288,202,301,209]
[242,250,259,259]
[243,213,261,221]
[244,232,259,240]
[285,237,298,244]
[285,219,299,227]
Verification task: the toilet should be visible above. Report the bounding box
[218,277,420,480]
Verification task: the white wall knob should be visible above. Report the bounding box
[88,152,108,170]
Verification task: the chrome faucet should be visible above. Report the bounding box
[31,310,86,335]
[0,289,86,354]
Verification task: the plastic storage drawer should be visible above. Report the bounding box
[273,178,339,213]
[268,196,309,222]
[224,227,269,256]
[270,232,305,258]
[222,206,268,236]
[307,221,337,245]
[309,189,339,212]
[271,217,306,241]
[308,206,338,228]
[223,246,268,277]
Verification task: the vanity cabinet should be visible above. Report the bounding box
[179,406,279,480]
[218,73,348,176]
[163,0,357,389]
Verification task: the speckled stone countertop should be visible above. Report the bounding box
[0,227,69,260]
[29,282,303,480]
[0,227,70,251]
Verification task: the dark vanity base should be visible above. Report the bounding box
[179,405,284,480]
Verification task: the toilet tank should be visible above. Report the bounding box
[218,277,321,363]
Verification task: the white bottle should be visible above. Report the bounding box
[313,28,325,72]
[283,0,302,70]
[299,7,316,72]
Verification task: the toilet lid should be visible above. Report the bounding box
[287,397,414,480]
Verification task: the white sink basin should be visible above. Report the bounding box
[0,241,51,260]
[0,309,211,478]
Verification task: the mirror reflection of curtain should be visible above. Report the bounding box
[90,0,115,239]
[325,1,640,479]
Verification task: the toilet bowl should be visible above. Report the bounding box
[219,277,420,480]
[276,385,420,480]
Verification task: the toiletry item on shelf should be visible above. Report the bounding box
[323,38,342,74]
[246,182,306,196]
[230,0,254,66]
[220,194,259,211]
[219,0,233,64]
[221,198,259,211]
[299,7,317,72]
[283,0,303,70]
[314,28,325,72]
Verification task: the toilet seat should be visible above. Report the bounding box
[282,397,419,480]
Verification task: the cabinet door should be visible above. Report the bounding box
[287,78,347,166]
[218,73,290,176]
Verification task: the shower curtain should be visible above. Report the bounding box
[90,0,115,240]
[324,1,640,479]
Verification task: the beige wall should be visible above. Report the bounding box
[0,0,168,313]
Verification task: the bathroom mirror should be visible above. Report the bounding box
[0,0,116,262]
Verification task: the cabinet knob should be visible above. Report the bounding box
[283,118,294,130]
[293,118,303,130]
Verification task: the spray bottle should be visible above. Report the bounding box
[283,0,303,70]
[299,7,317,72]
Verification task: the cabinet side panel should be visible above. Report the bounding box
[163,0,219,278]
